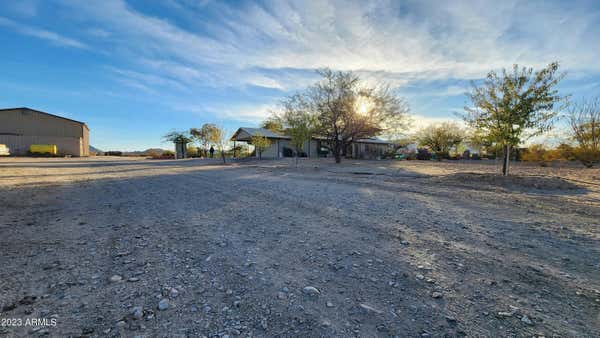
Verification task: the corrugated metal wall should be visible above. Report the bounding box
[81,125,89,156]
[0,108,87,156]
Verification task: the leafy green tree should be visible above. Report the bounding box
[210,125,229,164]
[190,123,220,157]
[251,133,271,160]
[464,62,566,175]
[278,94,316,166]
[465,129,493,155]
[416,122,464,159]
[260,117,284,134]
[163,131,193,144]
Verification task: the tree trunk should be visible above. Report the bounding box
[502,144,511,176]
[334,142,342,163]
[221,150,226,164]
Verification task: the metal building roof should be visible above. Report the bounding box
[0,107,88,129]
[230,127,289,141]
[231,127,394,145]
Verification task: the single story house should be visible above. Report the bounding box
[230,127,394,159]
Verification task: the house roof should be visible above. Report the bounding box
[0,107,88,129]
[354,137,394,145]
[230,127,289,141]
[231,127,394,145]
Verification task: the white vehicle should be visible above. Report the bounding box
[0,144,10,156]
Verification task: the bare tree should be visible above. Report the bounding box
[567,97,600,167]
[464,62,566,175]
[298,69,409,163]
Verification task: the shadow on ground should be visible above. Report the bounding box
[427,172,587,195]
[0,161,598,336]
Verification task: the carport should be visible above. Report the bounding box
[229,127,290,158]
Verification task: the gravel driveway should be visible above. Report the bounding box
[1,157,598,336]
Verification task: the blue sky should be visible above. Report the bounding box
[1,0,600,150]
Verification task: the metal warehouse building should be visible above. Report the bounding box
[0,107,89,156]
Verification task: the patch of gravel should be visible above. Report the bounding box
[0,157,598,336]
[433,172,583,191]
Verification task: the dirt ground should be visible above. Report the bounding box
[0,157,598,337]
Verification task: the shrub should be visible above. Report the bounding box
[382,149,396,159]
[542,149,564,162]
[186,146,199,157]
[416,148,432,160]
[482,152,496,160]
[521,144,546,162]
[521,143,578,163]
[147,150,160,158]
[436,151,449,160]
[573,147,600,168]
[556,143,576,161]
[150,150,175,159]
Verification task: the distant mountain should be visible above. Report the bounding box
[143,148,170,155]
[122,148,170,156]
[91,147,170,156]
[89,145,103,154]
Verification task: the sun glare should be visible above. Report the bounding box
[356,96,373,115]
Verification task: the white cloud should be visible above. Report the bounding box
[0,17,88,49]
[176,102,277,123]
[86,28,111,38]
[107,66,188,92]
[408,114,465,134]
[58,0,600,90]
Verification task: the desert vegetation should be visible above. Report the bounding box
[155,65,599,174]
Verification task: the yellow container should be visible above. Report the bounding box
[29,144,58,155]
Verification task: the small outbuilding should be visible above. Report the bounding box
[0,107,89,156]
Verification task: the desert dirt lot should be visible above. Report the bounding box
[0,157,599,337]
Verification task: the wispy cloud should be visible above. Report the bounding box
[57,0,600,91]
[408,114,465,134]
[176,102,277,123]
[0,17,88,49]
[3,0,599,141]
[107,66,188,92]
